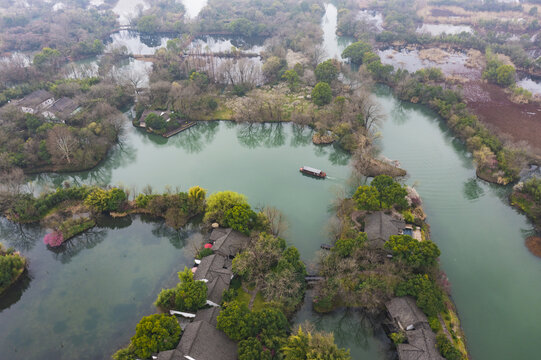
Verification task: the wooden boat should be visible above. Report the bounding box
[300,166,326,178]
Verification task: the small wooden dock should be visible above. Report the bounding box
[163,121,197,138]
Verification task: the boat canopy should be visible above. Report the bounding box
[303,166,322,174]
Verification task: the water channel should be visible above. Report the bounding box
[0,2,540,360]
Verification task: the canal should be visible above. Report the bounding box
[1,2,540,360]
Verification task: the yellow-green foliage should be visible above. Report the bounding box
[84,188,127,212]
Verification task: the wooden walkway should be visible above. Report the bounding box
[163,121,197,138]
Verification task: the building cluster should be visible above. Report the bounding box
[385,297,445,360]
[16,90,80,122]
[157,228,250,360]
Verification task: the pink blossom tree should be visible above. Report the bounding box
[43,232,64,247]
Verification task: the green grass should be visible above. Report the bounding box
[234,285,266,312]
[59,218,96,240]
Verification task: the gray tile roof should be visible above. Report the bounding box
[364,211,405,248]
[194,307,221,327]
[194,254,232,283]
[386,296,428,330]
[49,97,78,118]
[396,327,444,360]
[177,321,237,360]
[210,228,250,258]
[386,297,444,360]
[206,276,231,304]
[18,90,54,108]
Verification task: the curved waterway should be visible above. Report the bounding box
[1,3,540,360]
[375,87,541,360]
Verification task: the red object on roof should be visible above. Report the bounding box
[204,243,213,249]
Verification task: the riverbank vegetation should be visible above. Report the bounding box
[511,177,541,229]
[314,175,467,358]
[0,242,26,295]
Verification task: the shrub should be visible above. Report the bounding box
[195,247,214,259]
[436,334,464,360]
[130,314,181,359]
[390,331,406,344]
[84,188,127,212]
[0,245,25,292]
[402,210,414,223]
[43,231,64,247]
[145,113,167,131]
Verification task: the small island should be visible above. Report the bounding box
[0,242,26,296]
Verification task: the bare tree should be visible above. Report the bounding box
[46,126,78,165]
[263,206,288,237]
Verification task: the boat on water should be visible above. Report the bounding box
[300,166,326,178]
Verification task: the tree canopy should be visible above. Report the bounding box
[311,82,333,106]
[315,59,340,84]
[155,267,207,312]
[353,175,408,210]
[282,326,351,360]
[385,235,441,270]
[341,41,372,64]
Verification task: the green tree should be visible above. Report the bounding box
[189,71,210,89]
[217,301,257,341]
[239,338,270,360]
[130,314,181,359]
[311,82,332,106]
[353,185,381,210]
[282,69,300,91]
[33,47,62,72]
[385,235,441,270]
[333,233,366,257]
[396,274,445,316]
[187,185,206,213]
[145,113,166,131]
[315,59,340,83]
[228,18,256,36]
[371,175,408,209]
[204,191,249,225]
[263,56,287,84]
[137,15,159,33]
[341,41,371,64]
[156,267,207,312]
[223,203,257,234]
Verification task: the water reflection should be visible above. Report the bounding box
[0,219,42,252]
[237,122,286,148]
[168,121,220,153]
[463,178,485,201]
[48,227,108,264]
[290,124,314,147]
[0,272,31,312]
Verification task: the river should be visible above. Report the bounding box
[1,2,540,360]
